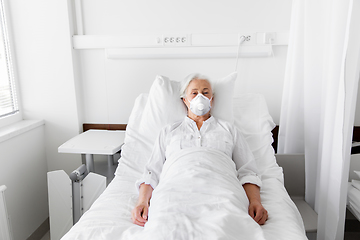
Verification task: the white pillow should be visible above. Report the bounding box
[233,94,282,181]
[211,72,237,123]
[117,93,151,176]
[135,72,237,147]
[118,88,185,177]
[138,75,186,146]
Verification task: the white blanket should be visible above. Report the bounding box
[123,148,265,240]
[61,150,307,240]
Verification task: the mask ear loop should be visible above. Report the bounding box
[234,35,246,72]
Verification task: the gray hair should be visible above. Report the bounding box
[179,73,214,98]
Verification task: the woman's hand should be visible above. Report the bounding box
[131,201,149,227]
[131,183,153,227]
[242,183,268,225]
[248,200,268,225]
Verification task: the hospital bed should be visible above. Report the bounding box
[59,74,309,240]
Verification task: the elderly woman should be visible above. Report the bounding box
[131,73,268,228]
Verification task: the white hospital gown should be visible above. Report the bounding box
[135,116,262,190]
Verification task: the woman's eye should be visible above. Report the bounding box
[203,92,209,95]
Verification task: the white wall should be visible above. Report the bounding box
[0,126,48,240]
[3,1,83,236]
[8,0,83,174]
[82,0,290,34]
[77,0,360,127]
[78,0,292,125]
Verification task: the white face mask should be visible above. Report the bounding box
[187,93,212,116]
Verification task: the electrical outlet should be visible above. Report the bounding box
[264,32,276,44]
[161,34,191,46]
[238,33,255,45]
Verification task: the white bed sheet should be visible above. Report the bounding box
[61,153,307,240]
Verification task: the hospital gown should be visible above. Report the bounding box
[135,116,262,190]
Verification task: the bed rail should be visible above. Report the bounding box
[70,164,89,224]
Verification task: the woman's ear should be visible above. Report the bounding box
[182,97,189,110]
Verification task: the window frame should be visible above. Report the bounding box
[0,0,22,128]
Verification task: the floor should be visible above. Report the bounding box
[344,209,360,240]
[40,154,360,240]
[40,231,50,240]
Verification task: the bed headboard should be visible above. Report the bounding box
[83,123,127,132]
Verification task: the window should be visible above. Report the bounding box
[0,0,20,126]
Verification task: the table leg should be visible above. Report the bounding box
[81,154,86,165]
[85,154,94,172]
[108,155,114,166]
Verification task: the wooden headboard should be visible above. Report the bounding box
[83,123,127,132]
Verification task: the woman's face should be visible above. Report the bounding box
[183,78,213,108]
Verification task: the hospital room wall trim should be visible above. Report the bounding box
[105,46,273,59]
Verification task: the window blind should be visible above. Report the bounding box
[0,0,18,118]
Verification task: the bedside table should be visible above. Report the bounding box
[58,129,126,172]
